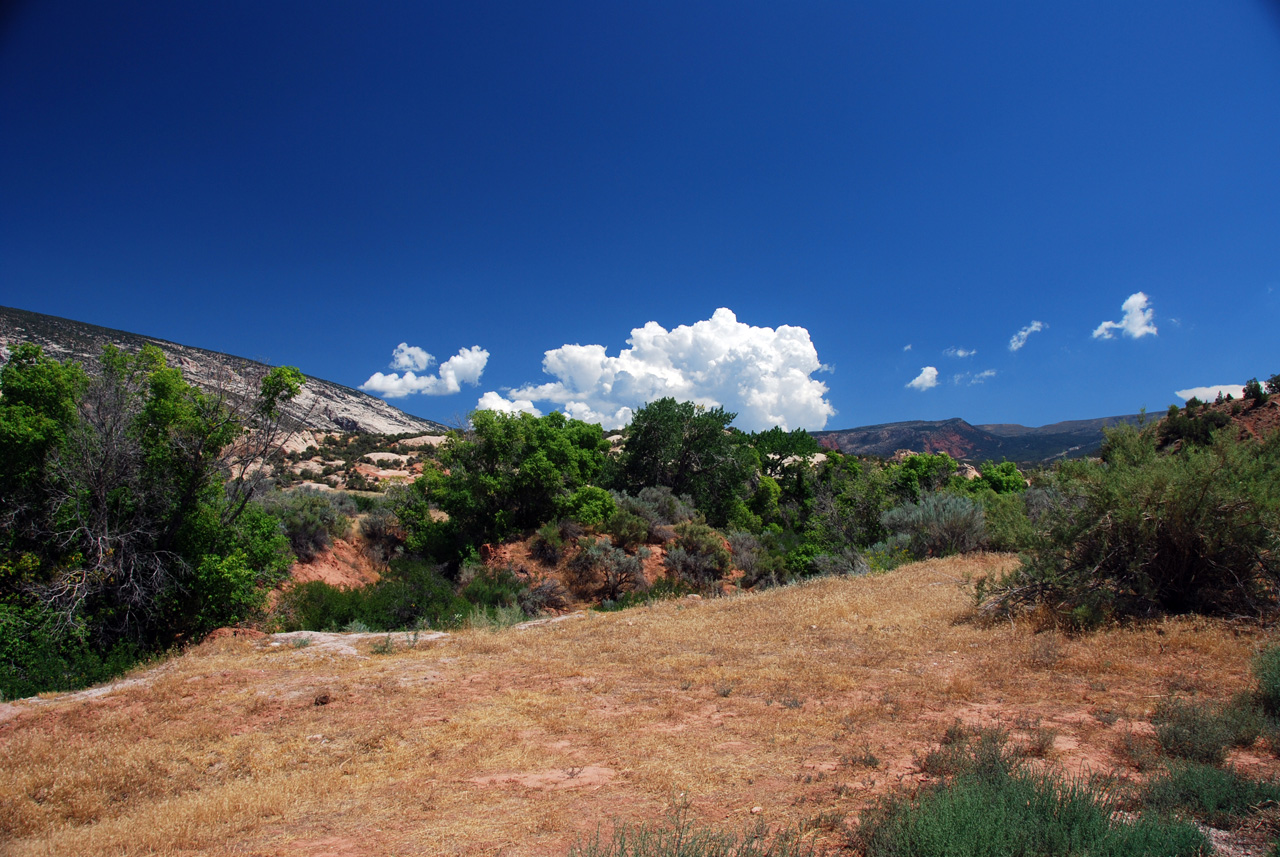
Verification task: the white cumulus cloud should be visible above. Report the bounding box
[1174,384,1244,402]
[1093,292,1157,339]
[476,390,542,416]
[944,346,976,358]
[390,342,433,371]
[1008,321,1046,352]
[907,366,939,391]
[361,345,489,398]
[475,308,836,432]
[971,369,996,384]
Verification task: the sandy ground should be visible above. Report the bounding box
[2,554,1278,856]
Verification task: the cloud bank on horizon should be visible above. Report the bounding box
[1174,383,1244,402]
[479,308,836,432]
[1093,292,1157,340]
[361,344,489,397]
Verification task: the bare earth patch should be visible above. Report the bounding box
[2,554,1278,855]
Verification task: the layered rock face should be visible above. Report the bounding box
[0,305,446,436]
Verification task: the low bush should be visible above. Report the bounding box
[728,531,789,589]
[1152,697,1236,765]
[460,564,527,609]
[359,505,404,565]
[1254,645,1280,716]
[664,520,732,591]
[566,537,648,601]
[980,427,1280,622]
[881,492,986,559]
[279,558,470,631]
[1143,761,1280,828]
[531,522,566,565]
[858,768,1207,857]
[597,576,693,611]
[0,603,140,700]
[859,725,1206,857]
[260,488,356,562]
[518,578,571,615]
[562,485,616,528]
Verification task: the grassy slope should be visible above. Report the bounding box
[1,554,1275,856]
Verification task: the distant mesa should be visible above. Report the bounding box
[0,305,447,436]
[812,414,1142,464]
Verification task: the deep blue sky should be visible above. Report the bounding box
[3,1,1278,430]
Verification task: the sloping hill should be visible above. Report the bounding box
[813,414,1142,463]
[0,305,446,436]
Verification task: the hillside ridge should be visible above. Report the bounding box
[812,413,1143,463]
[0,305,446,436]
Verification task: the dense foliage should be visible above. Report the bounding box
[0,344,302,698]
[981,421,1280,624]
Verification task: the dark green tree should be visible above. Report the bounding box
[618,398,754,526]
[402,410,610,561]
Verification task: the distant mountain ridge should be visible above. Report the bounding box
[0,306,446,436]
[812,414,1143,463]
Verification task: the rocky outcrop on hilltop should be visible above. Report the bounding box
[0,305,446,436]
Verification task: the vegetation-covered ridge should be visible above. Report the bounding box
[3,342,1278,704]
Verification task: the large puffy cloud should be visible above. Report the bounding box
[1174,384,1244,402]
[1093,292,1157,339]
[476,308,835,431]
[361,345,489,398]
[906,366,939,391]
[1008,321,1046,352]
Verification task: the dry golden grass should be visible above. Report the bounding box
[2,553,1277,856]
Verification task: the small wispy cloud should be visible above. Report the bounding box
[1008,321,1046,352]
[1093,292,1157,339]
[362,344,490,398]
[903,344,912,352]
[953,369,997,386]
[944,346,976,358]
[1174,384,1243,402]
[907,366,939,391]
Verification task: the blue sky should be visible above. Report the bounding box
[2,2,1278,431]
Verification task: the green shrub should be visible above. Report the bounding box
[359,505,404,565]
[860,724,1205,857]
[597,576,692,611]
[664,520,732,591]
[1143,761,1280,828]
[981,427,1280,621]
[0,603,139,700]
[980,491,1036,553]
[279,558,470,632]
[357,558,471,630]
[605,508,652,552]
[881,492,986,558]
[518,578,571,615]
[728,531,790,589]
[261,488,356,562]
[460,564,527,609]
[567,537,648,601]
[562,485,616,528]
[1255,645,1280,716]
[529,522,564,566]
[278,580,361,632]
[1152,697,1234,765]
[858,766,1207,857]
